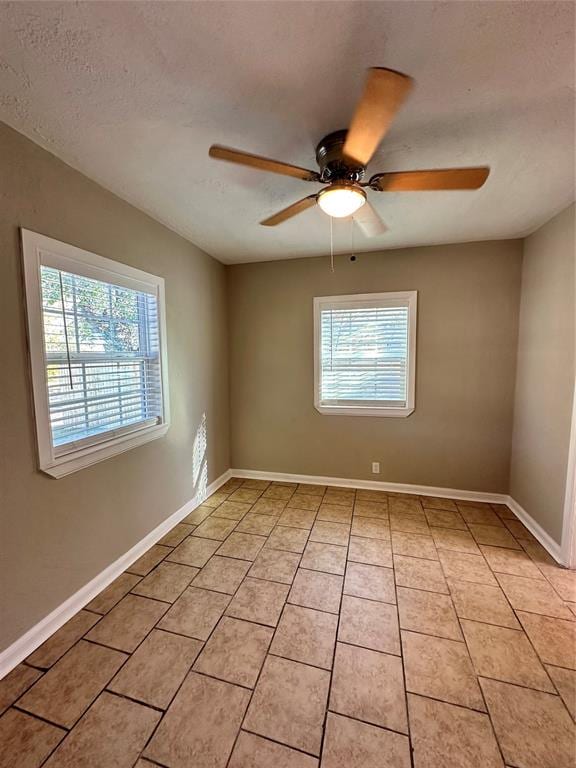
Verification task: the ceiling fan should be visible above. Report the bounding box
[209,68,489,237]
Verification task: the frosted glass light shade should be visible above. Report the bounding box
[317,184,366,218]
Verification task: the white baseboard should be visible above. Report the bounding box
[230,467,508,504]
[505,495,565,566]
[0,469,232,680]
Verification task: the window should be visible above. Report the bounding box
[314,291,417,417]
[21,230,170,477]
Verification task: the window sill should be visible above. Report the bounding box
[315,404,415,418]
[40,423,169,478]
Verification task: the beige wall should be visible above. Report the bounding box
[228,240,522,493]
[0,122,230,651]
[510,204,575,545]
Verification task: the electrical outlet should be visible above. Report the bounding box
[371,462,380,474]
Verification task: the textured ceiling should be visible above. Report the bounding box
[0,1,574,263]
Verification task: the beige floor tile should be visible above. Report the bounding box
[338,595,400,654]
[348,535,392,567]
[517,611,576,669]
[226,577,289,626]
[344,562,396,604]
[503,518,535,540]
[131,561,198,602]
[288,569,343,614]
[438,549,497,586]
[85,573,141,615]
[266,525,309,553]
[158,586,231,640]
[547,666,576,720]
[192,555,251,594]
[228,731,318,768]
[448,580,520,628]
[0,709,65,768]
[356,489,388,503]
[421,496,458,512]
[192,516,238,541]
[431,528,480,555]
[543,568,576,602]
[145,673,249,768]
[324,491,355,509]
[212,501,252,521]
[388,497,423,515]
[241,479,270,490]
[297,483,326,496]
[458,506,504,527]
[85,594,167,652]
[351,517,390,540]
[248,548,301,584]
[236,513,277,535]
[0,664,42,715]
[182,504,213,525]
[496,573,573,619]
[126,544,172,576]
[393,555,448,594]
[492,502,516,519]
[461,619,554,692]
[217,532,267,561]
[26,610,100,668]
[19,640,126,728]
[203,490,232,507]
[279,507,317,529]
[468,524,521,549]
[270,604,337,669]
[481,678,575,768]
[330,642,408,733]
[391,531,438,560]
[424,509,467,530]
[108,629,202,708]
[480,545,544,578]
[228,488,263,504]
[408,693,504,768]
[322,712,410,768]
[309,520,350,546]
[262,486,294,501]
[244,656,330,756]
[390,514,430,535]
[193,616,272,687]
[353,500,389,518]
[45,692,160,768]
[301,541,347,575]
[167,535,220,567]
[397,586,462,640]
[287,494,321,513]
[317,504,353,524]
[402,630,485,710]
[158,523,195,546]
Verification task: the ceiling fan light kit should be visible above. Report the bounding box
[209,67,490,236]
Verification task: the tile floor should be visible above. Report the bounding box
[1,478,575,767]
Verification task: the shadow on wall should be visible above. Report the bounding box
[193,413,208,500]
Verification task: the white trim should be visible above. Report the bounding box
[560,379,576,568]
[0,469,232,679]
[20,229,171,478]
[313,290,417,418]
[230,467,506,503]
[506,495,565,565]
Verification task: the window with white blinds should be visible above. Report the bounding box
[22,230,170,477]
[314,291,417,417]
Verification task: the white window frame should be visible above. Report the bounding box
[21,229,170,478]
[313,290,417,418]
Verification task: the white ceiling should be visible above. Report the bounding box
[0,1,574,264]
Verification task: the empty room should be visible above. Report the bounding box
[0,1,575,766]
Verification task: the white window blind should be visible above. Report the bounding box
[314,292,417,417]
[40,266,162,453]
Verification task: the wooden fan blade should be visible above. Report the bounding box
[209,145,320,181]
[369,167,490,191]
[343,68,413,166]
[354,200,387,237]
[260,195,318,226]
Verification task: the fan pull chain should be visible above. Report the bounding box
[330,215,334,273]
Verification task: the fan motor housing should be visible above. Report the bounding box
[315,130,365,183]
